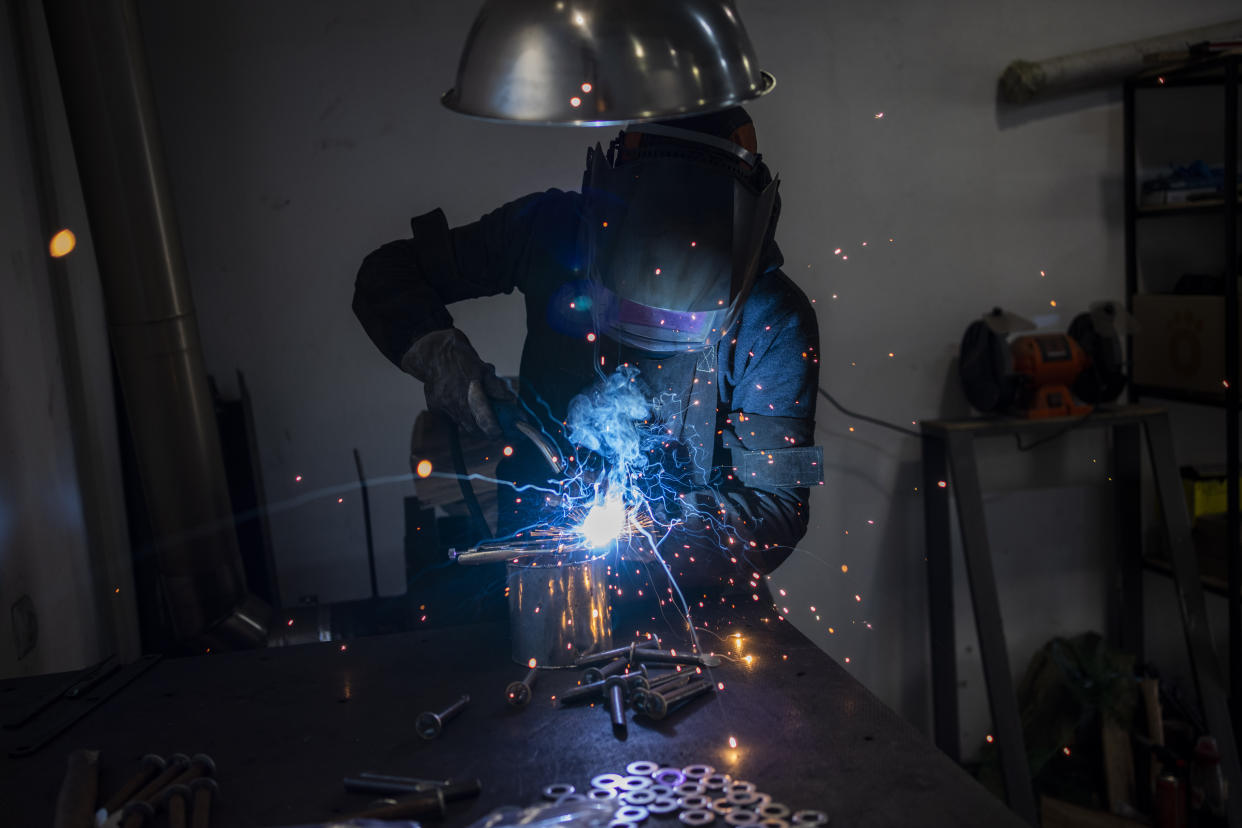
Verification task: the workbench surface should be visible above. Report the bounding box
[0,603,1024,827]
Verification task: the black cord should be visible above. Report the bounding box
[1014,409,1096,452]
[817,387,922,438]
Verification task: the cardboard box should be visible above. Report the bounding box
[1132,293,1239,395]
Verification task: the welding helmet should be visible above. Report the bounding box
[578,110,780,354]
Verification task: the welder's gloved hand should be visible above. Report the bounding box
[400,327,515,439]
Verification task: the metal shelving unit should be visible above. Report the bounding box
[1124,52,1241,720]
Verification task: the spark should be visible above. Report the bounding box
[728,736,738,748]
[841,564,848,573]
[294,474,303,483]
[503,446,514,457]
[49,228,76,258]
[874,112,884,119]
[581,82,593,93]
[587,332,597,342]
[570,96,582,108]
[986,734,994,743]
[416,460,433,478]
[1050,300,1057,307]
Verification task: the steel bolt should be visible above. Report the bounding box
[583,657,629,685]
[189,778,217,828]
[505,668,539,708]
[574,640,659,667]
[158,784,191,828]
[558,671,648,705]
[636,678,715,720]
[646,670,696,692]
[416,694,470,739]
[127,754,189,808]
[634,649,722,669]
[170,754,215,787]
[100,754,166,817]
[120,800,154,828]
[604,675,630,733]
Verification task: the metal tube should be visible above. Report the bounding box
[41,0,267,645]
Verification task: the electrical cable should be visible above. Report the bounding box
[817,386,922,438]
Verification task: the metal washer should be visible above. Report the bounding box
[615,806,650,824]
[712,797,737,814]
[593,773,627,790]
[653,768,687,787]
[622,790,658,806]
[726,791,761,808]
[610,821,639,828]
[626,760,662,777]
[589,789,618,801]
[791,811,829,826]
[726,780,757,795]
[648,797,680,815]
[725,811,760,826]
[759,820,790,828]
[757,804,791,820]
[543,783,576,801]
[680,810,717,826]
[648,784,674,798]
[679,794,713,810]
[681,764,716,780]
[619,776,654,791]
[703,773,733,791]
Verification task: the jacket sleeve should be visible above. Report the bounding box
[352,189,576,366]
[672,273,820,574]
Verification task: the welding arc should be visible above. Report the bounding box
[446,419,494,540]
[817,387,921,438]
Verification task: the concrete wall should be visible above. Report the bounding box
[134,0,1240,751]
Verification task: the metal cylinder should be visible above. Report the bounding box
[507,555,611,667]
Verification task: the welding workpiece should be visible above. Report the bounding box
[505,667,539,708]
[189,778,217,828]
[634,678,715,720]
[416,694,470,739]
[645,670,697,692]
[157,784,191,828]
[634,649,723,669]
[604,675,634,734]
[582,657,631,685]
[574,640,661,668]
[557,671,649,705]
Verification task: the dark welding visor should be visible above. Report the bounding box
[580,123,779,354]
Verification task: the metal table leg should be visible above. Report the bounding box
[922,433,958,761]
[1145,412,1242,828]
[945,432,1038,825]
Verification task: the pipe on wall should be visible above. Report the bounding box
[40,0,268,647]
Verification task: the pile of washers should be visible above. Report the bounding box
[539,760,829,828]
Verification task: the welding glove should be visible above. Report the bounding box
[400,327,515,439]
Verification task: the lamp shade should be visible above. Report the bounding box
[442,0,775,126]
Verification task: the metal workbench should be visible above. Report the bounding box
[0,602,1025,827]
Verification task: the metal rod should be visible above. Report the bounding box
[353,449,378,598]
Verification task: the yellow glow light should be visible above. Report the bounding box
[416,459,433,478]
[49,228,76,258]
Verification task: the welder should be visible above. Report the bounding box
[353,107,820,585]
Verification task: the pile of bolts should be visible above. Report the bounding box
[510,641,722,736]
